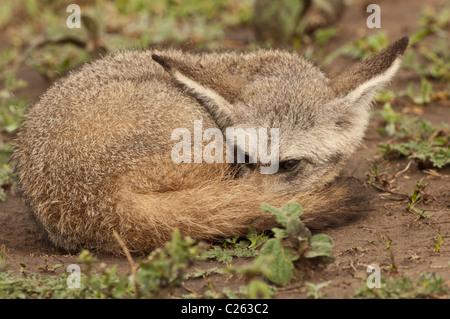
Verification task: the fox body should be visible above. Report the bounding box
[13,38,408,253]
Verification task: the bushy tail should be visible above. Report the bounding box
[27,156,371,254]
[106,174,369,254]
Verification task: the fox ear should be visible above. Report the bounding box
[152,54,245,130]
[331,37,408,107]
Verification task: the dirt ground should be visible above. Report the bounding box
[0,0,449,298]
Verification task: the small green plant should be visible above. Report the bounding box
[409,5,450,45]
[380,139,450,169]
[306,281,331,299]
[404,5,450,81]
[364,159,391,188]
[0,95,27,201]
[202,244,259,264]
[324,32,388,65]
[0,165,13,202]
[312,27,337,45]
[37,255,63,273]
[255,203,334,286]
[3,204,333,299]
[410,179,426,203]
[245,279,277,299]
[223,280,276,299]
[375,103,407,138]
[376,89,396,103]
[5,229,205,299]
[405,77,433,105]
[381,235,391,249]
[74,249,135,299]
[136,229,201,298]
[376,105,450,169]
[404,41,450,82]
[183,267,226,280]
[0,271,71,299]
[408,179,432,219]
[375,103,435,139]
[0,244,7,272]
[353,272,448,299]
[433,230,443,252]
[202,229,267,264]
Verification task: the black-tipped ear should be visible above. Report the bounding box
[152,53,236,130]
[331,36,408,97]
[152,54,173,73]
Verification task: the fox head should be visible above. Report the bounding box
[152,37,409,193]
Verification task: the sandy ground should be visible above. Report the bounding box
[0,0,449,298]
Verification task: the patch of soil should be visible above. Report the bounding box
[0,0,449,298]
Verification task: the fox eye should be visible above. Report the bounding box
[279,159,300,172]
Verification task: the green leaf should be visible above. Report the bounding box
[279,202,303,218]
[257,238,294,286]
[421,77,432,104]
[261,202,303,227]
[304,234,334,258]
[260,203,286,225]
[271,227,287,239]
[247,280,275,299]
[286,219,311,253]
[246,227,268,249]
